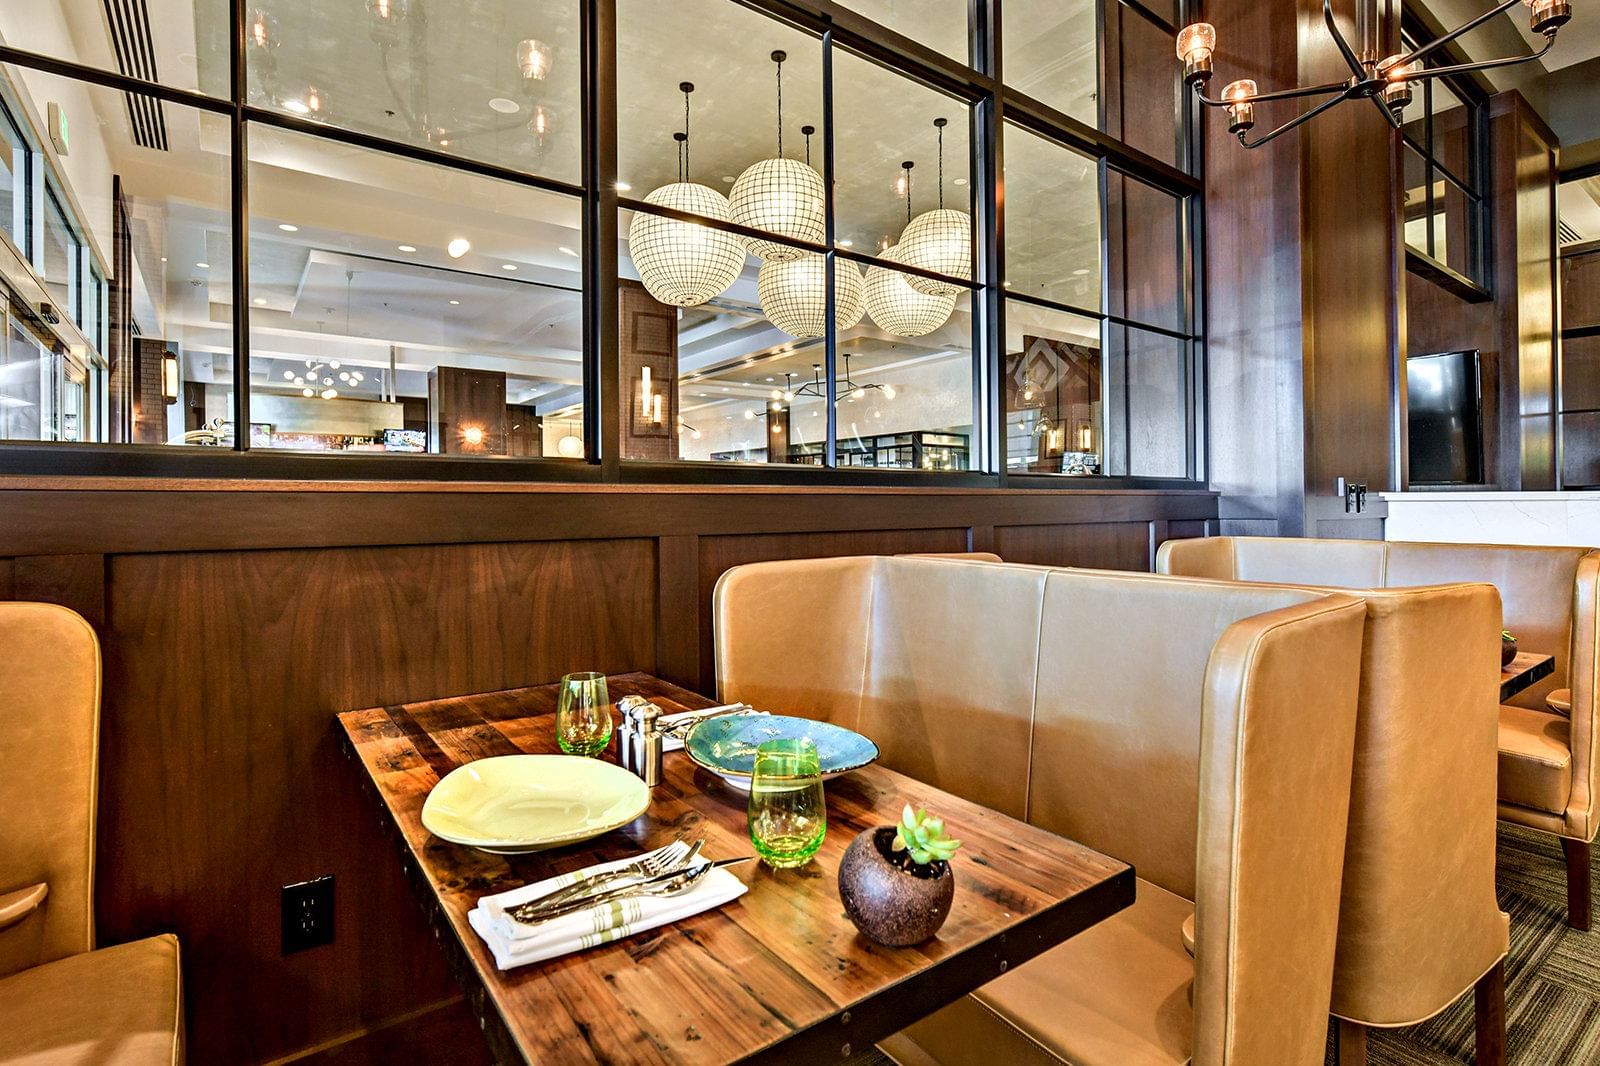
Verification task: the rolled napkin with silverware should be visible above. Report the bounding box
[468,849,750,970]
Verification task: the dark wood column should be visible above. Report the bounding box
[427,366,508,455]
[1205,0,1401,538]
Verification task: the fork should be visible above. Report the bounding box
[508,839,697,922]
[510,855,729,927]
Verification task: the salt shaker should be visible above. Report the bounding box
[616,695,664,786]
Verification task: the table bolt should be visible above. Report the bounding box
[841,1011,851,1025]
[999,959,1009,973]
[840,1043,852,1058]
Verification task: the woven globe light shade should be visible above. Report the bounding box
[863,244,955,338]
[628,182,746,307]
[899,208,971,296]
[756,254,864,339]
[729,157,825,262]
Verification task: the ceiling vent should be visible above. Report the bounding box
[101,0,168,151]
[1559,218,1584,247]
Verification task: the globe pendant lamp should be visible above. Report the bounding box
[628,83,746,307]
[757,254,865,339]
[900,117,971,297]
[729,51,825,262]
[864,162,955,337]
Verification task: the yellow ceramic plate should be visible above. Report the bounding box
[421,755,650,854]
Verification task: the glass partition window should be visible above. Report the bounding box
[1399,29,1486,283]
[3,0,1200,483]
[247,125,584,458]
[1004,0,1184,169]
[243,0,582,186]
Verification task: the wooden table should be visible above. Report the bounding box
[1501,652,1556,702]
[337,673,1134,1065]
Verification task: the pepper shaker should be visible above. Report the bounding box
[616,695,664,786]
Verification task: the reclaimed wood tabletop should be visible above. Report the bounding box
[1501,652,1556,703]
[337,672,1134,1065]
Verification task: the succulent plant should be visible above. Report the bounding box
[892,804,962,867]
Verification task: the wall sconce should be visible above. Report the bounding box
[1176,22,1215,85]
[461,425,485,447]
[161,351,180,401]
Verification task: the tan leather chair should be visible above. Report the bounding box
[1159,535,1600,934]
[716,556,1368,1064]
[0,602,184,1065]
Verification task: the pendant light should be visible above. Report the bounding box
[900,117,971,296]
[756,128,863,338]
[729,51,825,262]
[758,255,865,338]
[628,83,746,307]
[863,162,955,338]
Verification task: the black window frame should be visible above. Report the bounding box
[1399,16,1491,295]
[0,0,1204,489]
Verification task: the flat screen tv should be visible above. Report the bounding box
[1407,350,1483,485]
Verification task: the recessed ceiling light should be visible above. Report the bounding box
[253,297,267,305]
[558,246,578,257]
[616,181,632,192]
[765,377,775,382]
[839,239,853,247]
[953,177,968,186]
[283,99,310,115]
[278,223,299,232]
[488,97,521,114]
[502,263,518,271]
[722,175,735,182]
[160,257,167,262]
[397,244,417,253]
[447,237,471,258]
[1072,269,1090,276]
[196,262,210,269]
[449,299,461,305]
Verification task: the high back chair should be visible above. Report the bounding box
[0,601,185,1064]
[1159,535,1600,932]
[716,556,1368,1064]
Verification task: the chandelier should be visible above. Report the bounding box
[281,358,363,400]
[630,85,746,307]
[729,51,826,261]
[899,117,971,296]
[781,356,899,405]
[1178,0,1573,148]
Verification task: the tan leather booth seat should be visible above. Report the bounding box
[1159,536,1600,931]
[0,603,184,1065]
[715,556,1368,1064]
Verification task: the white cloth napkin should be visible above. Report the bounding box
[468,854,748,971]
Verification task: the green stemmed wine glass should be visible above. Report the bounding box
[747,737,826,868]
[556,672,612,757]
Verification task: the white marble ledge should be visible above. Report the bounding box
[1381,492,1600,547]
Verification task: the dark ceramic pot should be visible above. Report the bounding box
[1502,637,1518,667]
[837,826,954,947]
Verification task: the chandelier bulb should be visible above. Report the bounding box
[1222,80,1257,135]
[1176,22,1216,84]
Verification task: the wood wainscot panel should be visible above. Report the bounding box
[96,538,656,1064]
[1563,246,1600,332]
[10,554,106,628]
[994,521,1153,572]
[0,557,13,599]
[694,528,968,691]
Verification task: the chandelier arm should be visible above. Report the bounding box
[1398,0,1526,70]
[1196,80,1349,108]
[1368,93,1401,130]
[1237,92,1351,149]
[1402,36,1557,81]
[1322,0,1368,80]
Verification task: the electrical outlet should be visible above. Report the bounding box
[281,875,334,954]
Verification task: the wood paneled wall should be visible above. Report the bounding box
[0,478,1214,1065]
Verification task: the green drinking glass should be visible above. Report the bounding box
[747,738,827,869]
[556,672,612,757]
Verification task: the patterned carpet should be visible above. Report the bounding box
[1343,824,1600,1065]
[861,825,1600,1065]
